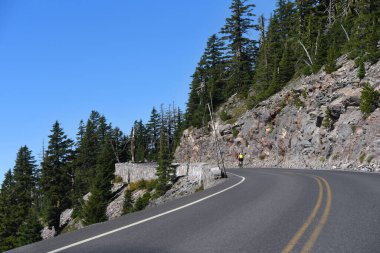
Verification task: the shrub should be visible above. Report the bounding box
[195,184,204,192]
[359,153,366,164]
[134,192,151,211]
[360,84,379,118]
[322,108,333,130]
[220,111,232,121]
[293,96,304,109]
[259,154,267,160]
[302,89,308,99]
[357,60,365,80]
[232,129,239,138]
[367,155,375,163]
[123,190,134,214]
[113,175,123,184]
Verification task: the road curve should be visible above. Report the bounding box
[8,168,380,253]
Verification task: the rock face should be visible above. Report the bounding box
[175,58,380,171]
[41,226,56,240]
[59,209,73,228]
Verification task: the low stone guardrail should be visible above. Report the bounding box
[115,162,221,189]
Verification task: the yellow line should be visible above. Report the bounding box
[300,176,332,253]
[281,177,323,253]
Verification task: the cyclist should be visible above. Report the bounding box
[238,152,244,168]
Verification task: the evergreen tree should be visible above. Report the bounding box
[185,62,209,128]
[134,120,147,162]
[146,107,161,161]
[173,108,184,151]
[360,84,380,118]
[325,42,339,74]
[73,111,103,216]
[0,170,17,251]
[278,43,294,86]
[357,60,365,80]
[185,35,226,129]
[220,0,259,97]
[110,127,129,163]
[82,135,116,225]
[346,0,380,62]
[122,189,134,214]
[40,121,73,230]
[16,208,42,247]
[155,110,174,196]
[203,34,227,106]
[12,146,38,229]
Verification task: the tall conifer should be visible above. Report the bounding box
[221,0,259,97]
[82,135,115,225]
[40,121,73,230]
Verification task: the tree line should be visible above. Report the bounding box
[185,0,380,128]
[0,106,183,251]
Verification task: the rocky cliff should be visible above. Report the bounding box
[175,57,380,172]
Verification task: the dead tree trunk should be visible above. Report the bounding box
[299,40,313,66]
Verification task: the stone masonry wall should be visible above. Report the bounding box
[115,162,221,189]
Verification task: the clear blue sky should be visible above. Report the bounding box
[0,0,276,183]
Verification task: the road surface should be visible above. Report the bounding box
[9,168,380,253]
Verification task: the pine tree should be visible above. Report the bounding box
[122,189,134,214]
[185,62,209,128]
[40,121,73,230]
[155,109,174,196]
[360,84,380,118]
[173,108,184,151]
[13,146,38,228]
[146,107,161,161]
[110,127,129,163]
[220,0,259,97]
[203,34,227,106]
[357,60,365,80]
[16,208,42,247]
[0,170,17,251]
[73,112,103,216]
[278,43,294,87]
[134,120,147,162]
[82,135,116,225]
[325,42,339,74]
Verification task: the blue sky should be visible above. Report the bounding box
[0,0,276,183]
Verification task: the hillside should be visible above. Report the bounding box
[175,56,380,171]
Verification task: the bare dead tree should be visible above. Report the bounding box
[299,40,314,66]
[340,0,357,17]
[326,0,337,28]
[130,127,135,163]
[259,15,265,46]
[110,128,128,163]
[315,30,321,56]
[341,24,350,41]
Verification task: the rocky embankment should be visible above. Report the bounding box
[175,57,380,172]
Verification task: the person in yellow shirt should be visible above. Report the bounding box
[238,152,244,168]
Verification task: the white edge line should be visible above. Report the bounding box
[48,172,245,253]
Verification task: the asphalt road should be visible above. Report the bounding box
[8,168,380,253]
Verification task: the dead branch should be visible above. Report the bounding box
[298,40,313,66]
[341,24,350,41]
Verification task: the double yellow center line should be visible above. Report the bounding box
[281,175,332,253]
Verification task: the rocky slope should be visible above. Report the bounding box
[175,57,380,172]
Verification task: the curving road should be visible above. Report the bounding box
[9,168,380,253]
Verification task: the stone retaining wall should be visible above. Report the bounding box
[115,162,221,189]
